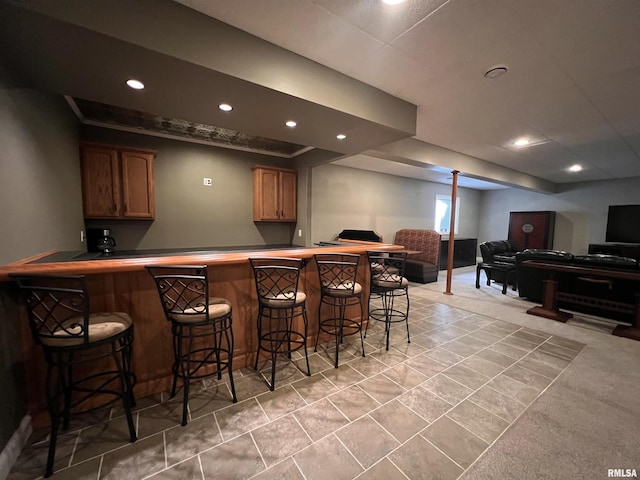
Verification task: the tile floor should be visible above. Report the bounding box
[9,297,585,480]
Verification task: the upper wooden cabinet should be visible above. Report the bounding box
[252,166,297,222]
[80,143,156,219]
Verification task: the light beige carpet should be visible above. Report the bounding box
[412,267,640,479]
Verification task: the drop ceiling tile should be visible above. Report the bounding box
[624,134,640,158]
[590,157,640,178]
[558,41,640,87]
[313,0,448,44]
[518,88,607,140]
[500,0,640,61]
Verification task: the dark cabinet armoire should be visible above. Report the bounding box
[508,211,556,250]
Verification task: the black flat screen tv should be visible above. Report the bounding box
[605,205,640,243]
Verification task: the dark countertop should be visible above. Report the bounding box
[0,241,400,281]
[28,244,297,263]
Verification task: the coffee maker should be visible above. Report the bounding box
[87,228,117,254]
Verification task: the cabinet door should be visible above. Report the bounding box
[121,151,155,219]
[279,170,297,222]
[508,211,555,249]
[253,168,280,221]
[80,146,121,218]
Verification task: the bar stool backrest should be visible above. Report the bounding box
[314,253,360,294]
[367,251,408,290]
[11,274,91,346]
[249,257,303,307]
[146,265,210,320]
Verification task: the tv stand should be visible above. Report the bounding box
[588,243,640,261]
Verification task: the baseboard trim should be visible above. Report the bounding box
[0,415,32,480]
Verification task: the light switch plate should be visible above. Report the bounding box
[203,178,212,186]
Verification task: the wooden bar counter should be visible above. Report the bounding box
[0,242,401,425]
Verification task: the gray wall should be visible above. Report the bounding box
[81,126,296,250]
[478,177,640,254]
[310,164,482,244]
[0,78,84,265]
[0,71,83,452]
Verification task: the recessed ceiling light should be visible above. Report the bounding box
[336,134,347,140]
[126,79,144,90]
[484,66,508,79]
[218,103,233,112]
[514,138,530,147]
[285,120,297,128]
[382,0,406,4]
[569,164,583,172]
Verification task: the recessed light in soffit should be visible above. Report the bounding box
[126,79,145,90]
[69,98,310,158]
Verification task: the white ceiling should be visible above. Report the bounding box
[177,0,640,187]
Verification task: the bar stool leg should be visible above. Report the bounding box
[179,324,191,426]
[301,307,311,376]
[383,292,392,351]
[111,341,137,441]
[44,362,60,478]
[269,311,278,391]
[120,336,136,408]
[286,308,293,359]
[404,290,411,344]
[358,300,365,357]
[254,311,264,371]
[225,321,238,402]
[171,324,180,398]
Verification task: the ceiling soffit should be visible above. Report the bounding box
[69,97,309,157]
[0,0,416,157]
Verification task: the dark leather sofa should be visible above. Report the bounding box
[516,249,640,322]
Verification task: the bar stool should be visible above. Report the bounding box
[366,251,411,351]
[146,265,237,426]
[249,257,311,390]
[314,253,365,367]
[10,274,137,478]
